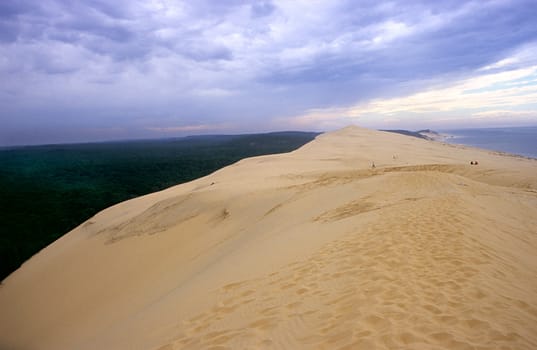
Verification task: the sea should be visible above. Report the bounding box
[441,126,537,159]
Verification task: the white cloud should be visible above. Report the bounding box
[371,20,413,46]
[290,65,537,127]
[480,57,519,71]
[472,110,537,119]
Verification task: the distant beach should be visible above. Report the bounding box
[441,126,537,158]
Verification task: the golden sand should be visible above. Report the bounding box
[1,126,537,349]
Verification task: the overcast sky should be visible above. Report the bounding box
[1,0,537,145]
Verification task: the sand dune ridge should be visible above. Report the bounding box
[1,126,537,349]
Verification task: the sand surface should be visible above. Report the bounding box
[1,126,537,349]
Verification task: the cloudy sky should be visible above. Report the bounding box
[1,0,537,145]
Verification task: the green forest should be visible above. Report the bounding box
[0,132,319,281]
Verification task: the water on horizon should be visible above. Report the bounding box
[442,126,537,159]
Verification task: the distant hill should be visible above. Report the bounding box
[380,129,430,140]
[416,129,439,135]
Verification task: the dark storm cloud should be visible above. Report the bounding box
[251,1,275,18]
[0,0,239,65]
[263,0,537,85]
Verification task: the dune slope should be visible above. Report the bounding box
[1,126,537,349]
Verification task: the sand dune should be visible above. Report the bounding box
[1,126,537,349]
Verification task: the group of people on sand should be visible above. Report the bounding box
[371,154,396,168]
[371,157,479,168]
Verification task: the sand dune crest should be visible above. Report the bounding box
[1,126,537,349]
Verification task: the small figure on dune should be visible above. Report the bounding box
[475,160,479,165]
[470,161,474,165]
[371,161,376,169]
[470,161,479,165]
[392,154,398,160]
